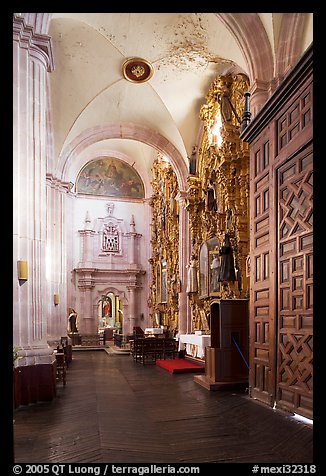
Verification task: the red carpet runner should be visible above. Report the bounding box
[156,359,205,374]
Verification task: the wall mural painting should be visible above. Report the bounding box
[76,157,145,199]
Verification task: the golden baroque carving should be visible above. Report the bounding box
[186,73,250,329]
[148,154,180,334]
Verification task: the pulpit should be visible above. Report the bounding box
[194,299,249,390]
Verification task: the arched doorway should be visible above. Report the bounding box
[97,292,123,343]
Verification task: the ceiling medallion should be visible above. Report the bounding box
[122,57,154,83]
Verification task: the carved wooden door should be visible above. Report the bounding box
[244,46,313,418]
[276,149,313,419]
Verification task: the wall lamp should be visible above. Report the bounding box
[18,260,28,280]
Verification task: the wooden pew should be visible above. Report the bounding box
[55,352,67,386]
[131,337,178,364]
[163,338,179,360]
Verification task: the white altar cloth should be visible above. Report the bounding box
[144,327,163,335]
[178,334,211,359]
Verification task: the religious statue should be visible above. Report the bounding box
[186,256,198,294]
[210,253,221,293]
[235,267,243,294]
[218,92,233,124]
[155,311,160,327]
[226,208,233,230]
[206,180,217,212]
[189,145,198,175]
[218,233,237,283]
[68,308,79,333]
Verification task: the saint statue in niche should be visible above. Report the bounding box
[186,256,198,294]
[210,252,221,293]
[154,309,160,327]
[189,145,198,175]
[218,92,233,124]
[206,180,218,212]
[218,233,237,283]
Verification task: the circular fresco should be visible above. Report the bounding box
[122,57,154,83]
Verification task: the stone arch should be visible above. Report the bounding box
[275,13,306,80]
[26,12,275,85]
[215,13,274,84]
[215,13,275,116]
[57,123,188,192]
[94,287,129,332]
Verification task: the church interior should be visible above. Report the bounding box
[13,13,314,465]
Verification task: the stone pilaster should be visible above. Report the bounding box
[13,13,56,405]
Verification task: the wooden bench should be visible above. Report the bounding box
[162,338,179,360]
[60,337,72,366]
[131,337,178,364]
[55,352,67,386]
[114,333,132,348]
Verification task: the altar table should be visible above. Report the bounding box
[144,327,163,335]
[178,334,211,359]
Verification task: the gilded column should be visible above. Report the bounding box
[176,191,190,334]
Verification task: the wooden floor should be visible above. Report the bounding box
[13,350,314,464]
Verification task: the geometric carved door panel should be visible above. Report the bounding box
[276,150,313,419]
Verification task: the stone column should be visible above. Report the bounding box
[13,13,56,405]
[79,212,96,268]
[83,286,96,334]
[46,176,72,340]
[127,285,137,334]
[249,79,271,118]
[77,273,96,335]
[75,213,97,340]
[128,215,136,265]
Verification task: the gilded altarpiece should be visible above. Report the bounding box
[148,155,180,334]
[185,73,250,330]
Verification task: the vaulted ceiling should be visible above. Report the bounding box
[48,13,313,190]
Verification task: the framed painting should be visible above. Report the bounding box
[76,156,145,199]
[102,296,112,319]
[209,250,221,296]
[199,241,209,299]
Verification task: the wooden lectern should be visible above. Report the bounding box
[194,299,249,390]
